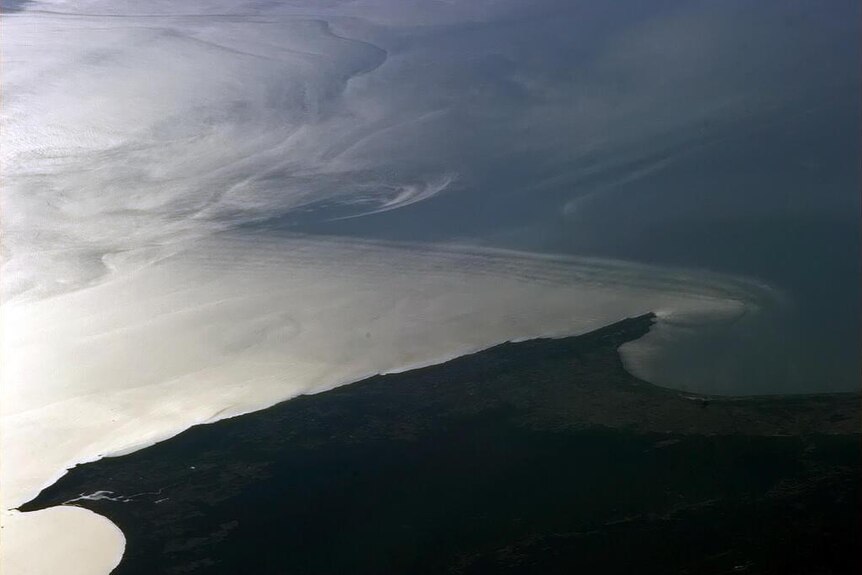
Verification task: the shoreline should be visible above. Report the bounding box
[3,313,661,575]
[18,313,860,574]
[7,310,858,574]
[0,507,125,575]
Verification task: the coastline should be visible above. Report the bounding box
[2,313,659,575]
[0,316,638,575]
[0,507,124,575]
[18,313,860,574]
[2,231,775,575]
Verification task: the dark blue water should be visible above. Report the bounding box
[260,0,860,394]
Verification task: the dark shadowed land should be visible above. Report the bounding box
[22,314,861,574]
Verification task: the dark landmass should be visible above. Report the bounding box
[22,314,861,574]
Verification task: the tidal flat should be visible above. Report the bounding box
[22,314,860,574]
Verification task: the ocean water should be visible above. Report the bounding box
[281,0,861,394]
[2,1,858,407]
[3,1,858,401]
